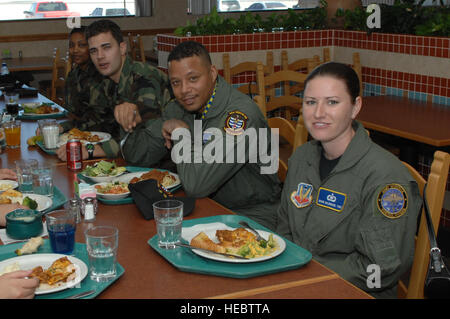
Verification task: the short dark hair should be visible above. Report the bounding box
[168,41,212,65]
[85,19,123,44]
[304,62,361,102]
[69,26,87,38]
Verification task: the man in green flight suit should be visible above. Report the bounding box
[59,19,172,161]
[123,41,281,230]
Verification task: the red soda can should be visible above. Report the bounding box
[66,139,83,171]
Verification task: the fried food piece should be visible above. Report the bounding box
[190,232,227,254]
[30,266,49,283]
[216,228,256,248]
[129,170,176,188]
[67,128,101,142]
[29,257,75,286]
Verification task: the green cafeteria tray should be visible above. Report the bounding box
[0,240,124,299]
[148,214,312,279]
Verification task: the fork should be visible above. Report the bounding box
[238,221,267,242]
[120,110,137,159]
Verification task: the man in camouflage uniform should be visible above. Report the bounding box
[57,20,171,161]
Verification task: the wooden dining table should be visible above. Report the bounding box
[0,96,373,300]
[1,57,53,72]
[358,95,450,148]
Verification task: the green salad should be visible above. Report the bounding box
[82,160,126,177]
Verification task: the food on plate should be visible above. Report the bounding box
[190,228,277,258]
[27,135,43,146]
[22,196,38,210]
[129,170,177,188]
[66,128,101,142]
[23,103,59,114]
[191,232,227,254]
[0,262,20,276]
[15,237,44,256]
[0,190,38,209]
[82,160,126,177]
[95,182,129,194]
[29,257,76,286]
[0,182,16,191]
[0,189,22,204]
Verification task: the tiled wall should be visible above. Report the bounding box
[158,30,450,105]
[158,30,450,226]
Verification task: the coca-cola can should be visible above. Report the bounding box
[66,139,83,171]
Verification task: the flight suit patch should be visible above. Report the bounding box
[290,183,313,208]
[224,111,248,136]
[316,187,347,212]
[376,184,408,219]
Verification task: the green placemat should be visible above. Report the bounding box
[18,110,67,120]
[149,215,312,279]
[0,240,124,299]
[42,186,68,214]
[36,140,56,155]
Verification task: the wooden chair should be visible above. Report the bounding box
[398,151,450,298]
[323,47,331,62]
[352,52,363,96]
[256,63,308,125]
[280,50,320,96]
[254,96,308,182]
[50,48,68,105]
[128,34,146,63]
[222,51,274,98]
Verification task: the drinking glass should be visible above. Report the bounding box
[15,159,38,193]
[3,120,21,149]
[4,91,19,117]
[85,226,119,282]
[32,164,53,197]
[42,123,60,149]
[46,210,76,255]
[153,200,183,249]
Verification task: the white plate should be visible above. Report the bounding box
[181,222,286,263]
[0,180,18,192]
[20,103,64,117]
[57,131,111,147]
[114,170,181,190]
[81,170,125,184]
[93,182,130,200]
[0,254,88,295]
[24,194,53,212]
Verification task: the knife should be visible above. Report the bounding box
[175,242,248,260]
[65,289,96,299]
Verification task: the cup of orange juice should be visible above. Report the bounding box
[3,120,21,149]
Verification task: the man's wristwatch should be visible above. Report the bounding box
[86,143,94,160]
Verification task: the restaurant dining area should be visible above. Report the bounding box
[0,0,449,307]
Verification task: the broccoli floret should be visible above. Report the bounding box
[22,196,38,210]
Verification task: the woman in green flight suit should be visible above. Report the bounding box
[276,62,422,298]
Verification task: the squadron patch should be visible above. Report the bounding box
[290,183,313,208]
[224,111,248,135]
[376,184,408,219]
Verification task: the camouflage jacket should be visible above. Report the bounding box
[61,61,103,132]
[87,56,172,157]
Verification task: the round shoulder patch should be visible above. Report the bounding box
[224,111,248,135]
[376,184,408,219]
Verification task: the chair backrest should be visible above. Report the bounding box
[280,50,320,96]
[398,151,450,298]
[223,51,273,97]
[323,47,331,62]
[50,48,67,105]
[267,117,296,182]
[352,52,363,97]
[128,33,146,63]
[256,64,308,125]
